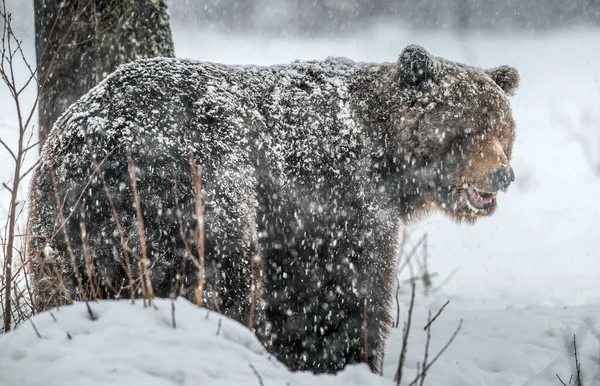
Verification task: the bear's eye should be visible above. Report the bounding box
[458,131,474,140]
[498,134,505,141]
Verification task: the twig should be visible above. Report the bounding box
[171,299,176,329]
[0,137,16,162]
[419,311,432,386]
[423,300,450,330]
[408,233,432,293]
[216,318,222,336]
[409,319,464,386]
[403,272,439,285]
[394,282,416,385]
[395,278,400,328]
[29,319,41,338]
[573,334,583,386]
[556,334,585,386]
[569,132,600,176]
[248,363,265,386]
[62,6,132,47]
[397,234,427,276]
[431,268,459,295]
[85,301,95,321]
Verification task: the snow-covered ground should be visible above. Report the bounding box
[2,11,600,386]
[0,298,597,385]
[0,299,388,386]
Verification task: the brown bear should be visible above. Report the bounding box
[27,45,518,374]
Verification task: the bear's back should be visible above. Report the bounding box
[42,56,375,188]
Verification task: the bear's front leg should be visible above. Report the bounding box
[260,197,399,373]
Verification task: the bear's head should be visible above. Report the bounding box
[393,45,519,223]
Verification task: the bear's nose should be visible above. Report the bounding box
[489,166,515,192]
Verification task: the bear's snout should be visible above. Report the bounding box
[489,165,515,192]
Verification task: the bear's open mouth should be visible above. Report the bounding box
[465,186,497,212]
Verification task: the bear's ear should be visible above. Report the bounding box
[485,66,520,95]
[398,45,437,88]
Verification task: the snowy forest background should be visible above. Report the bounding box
[1,0,600,385]
[7,0,600,32]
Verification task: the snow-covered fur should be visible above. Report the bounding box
[27,45,519,373]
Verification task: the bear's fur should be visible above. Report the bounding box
[27,45,519,373]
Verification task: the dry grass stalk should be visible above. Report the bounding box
[126,148,154,303]
[79,221,98,301]
[171,179,195,297]
[189,152,205,308]
[51,258,73,305]
[208,284,221,314]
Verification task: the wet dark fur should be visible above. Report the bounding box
[27,46,518,373]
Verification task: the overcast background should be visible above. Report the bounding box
[6,0,600,34]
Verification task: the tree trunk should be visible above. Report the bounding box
[34,0,175,146]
